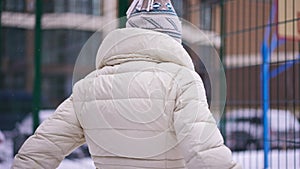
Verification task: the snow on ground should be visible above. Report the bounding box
[1,137,299,169]
[0,157,95,169]
[0,139,95,169]
[233,150,300,169]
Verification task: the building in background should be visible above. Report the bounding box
[181,0,300,110]
[0,0,117,129]
[0,0,186,111]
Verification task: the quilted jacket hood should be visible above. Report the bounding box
[95,28,195,70]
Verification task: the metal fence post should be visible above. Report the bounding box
[33,0,42,131]
[118,0,129,28]
[219,0,227,141]
[260,2,279,168]
[261,39,270,169]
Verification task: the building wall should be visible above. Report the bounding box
[181,0,300,110]
[222,0,300,109]
[1,0,118,108]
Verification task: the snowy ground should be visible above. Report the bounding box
[1,138,299,169]
[0,157,95,169]
[0,139,96,169]
[233,149,300,169]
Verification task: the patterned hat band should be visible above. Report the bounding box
[126,0,182,43]
[126,0,175,17]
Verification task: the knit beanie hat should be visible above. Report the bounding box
[126,0,182,43]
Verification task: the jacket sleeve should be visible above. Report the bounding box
[173,68,241,169]
[12,96,85,169]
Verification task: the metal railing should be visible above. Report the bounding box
[217,0,300,168]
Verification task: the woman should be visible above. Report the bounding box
[12,0,241,168]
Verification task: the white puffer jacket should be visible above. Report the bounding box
[12,28,241,169]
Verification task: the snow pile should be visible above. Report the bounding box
[0,138,95,169]
[0,157,95,169]
[1,135,299,169]
[233,150,300,169]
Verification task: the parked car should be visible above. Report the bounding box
[225,109,300,151]
[13,110,89,159]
